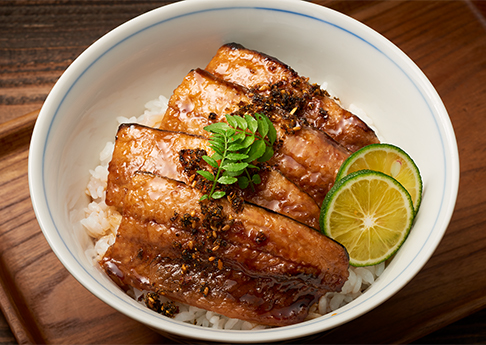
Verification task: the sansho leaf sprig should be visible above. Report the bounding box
[198,113,277,201]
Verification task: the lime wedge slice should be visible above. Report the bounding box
[336,143,422,214]
[320,170,414,266]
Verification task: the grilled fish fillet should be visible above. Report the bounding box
[205,43,380,152]
[101,172,349,326]
[160,68,350,205]
[106,123,321,229]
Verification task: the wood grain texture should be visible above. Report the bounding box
[1,0,486,344]
[0,0,180,123]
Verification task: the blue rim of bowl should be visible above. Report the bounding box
[31,2,459,343]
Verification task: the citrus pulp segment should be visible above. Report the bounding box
[320,170,414,266]
[336,143,422,214]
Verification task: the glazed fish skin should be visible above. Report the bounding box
[205,43,380,152]
[159,68,350,205]
[123,173,348,283]
[106,123,321,229]
[103,216,320,326]
[270,122,349,204]
[102,173,349,326]
[161,68,250,135]
[105,123,211,209]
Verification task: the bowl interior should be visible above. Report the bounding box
[28,0,459,343]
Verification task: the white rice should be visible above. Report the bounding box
[81,92,385,330]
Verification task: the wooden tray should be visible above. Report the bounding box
[0,107,483,344]
[1,1,486,343]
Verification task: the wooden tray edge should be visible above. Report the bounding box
[0,266,41,345]
[0,110,39,140]
[0,109,45,344]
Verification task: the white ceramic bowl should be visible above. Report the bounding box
[28,0,459,343]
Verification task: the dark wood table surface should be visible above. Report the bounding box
[1,1,486,344]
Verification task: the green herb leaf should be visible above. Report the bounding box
[234,116,247,130]
[211,152,223,161]
[212,191,226,199]
[223,169,245,177]
[238,176,250,189]
[222,162,248,172]
[264,115,277,144]
[203,155,219,168]
[245,114,258,133]
[228,136,254,151]
[197,170,215,182]
[245,139,266,162]
[233,131,247,142]
[210,141,225,155]
[226,152,249,161]
[256,113,269,138]
[218,175,238,185]
[226,128,236,138]
[204,122,231,134]
[252,174,262,184]
[225,114,238,128]
[258,145,274,163]
[241,135,255,149]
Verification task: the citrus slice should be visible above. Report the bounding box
[336,143,422,214]
[320,170,414,266]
